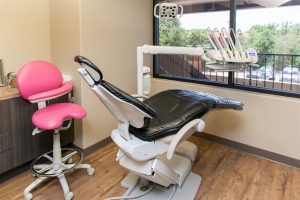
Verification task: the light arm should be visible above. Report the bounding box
[137,45,211,96]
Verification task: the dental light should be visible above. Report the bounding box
[154,1,183,19]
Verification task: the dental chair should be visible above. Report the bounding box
[17,61,95,200]
[74,56,243,200]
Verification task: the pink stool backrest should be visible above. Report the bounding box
[17,61,63,100]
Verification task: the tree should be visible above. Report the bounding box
[159,19,186,46]
[274,22,300,55]
[244,24,277,53]
[186,29,210,47]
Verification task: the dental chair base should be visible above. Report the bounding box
[114,140,201,200]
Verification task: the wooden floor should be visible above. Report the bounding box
[1,136,300,200]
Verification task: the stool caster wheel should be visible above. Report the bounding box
[87,168,95,176]
[24,193,33,200]
[67,158,73,164]
[65,192,73,200]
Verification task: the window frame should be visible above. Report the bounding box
[153,0,300,98]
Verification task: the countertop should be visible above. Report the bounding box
[0,86,19,101]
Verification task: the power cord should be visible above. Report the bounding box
[105,184,154,200]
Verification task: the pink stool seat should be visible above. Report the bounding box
[32,103,86,130]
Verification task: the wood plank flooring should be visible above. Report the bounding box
[0,135,300,200]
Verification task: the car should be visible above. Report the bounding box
[279,66,300,83]
[246,66,274,80]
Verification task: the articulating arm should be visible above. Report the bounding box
[137,45,213,96]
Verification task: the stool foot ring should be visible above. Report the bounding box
[31,148,83,177]
[24,147,95,199]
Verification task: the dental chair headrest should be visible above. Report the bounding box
[74,55,103,83]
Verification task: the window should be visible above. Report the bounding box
[154,0,300,98]
[235,1,300,93]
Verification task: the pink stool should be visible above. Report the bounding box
[17,61,94,200]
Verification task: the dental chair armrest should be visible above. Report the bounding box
[167,119,205,160]
[28,81,73,103]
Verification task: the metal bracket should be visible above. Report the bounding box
[59,119,72,131]
[32,128,44,136]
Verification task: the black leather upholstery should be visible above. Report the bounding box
[99,80,158,119]
[129,90,243,141]
[129,90,209,141]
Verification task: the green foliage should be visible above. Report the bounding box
[159,19,186,46]
[244,24,277,53]
[186,29,210,47]
[274,22,300,54]
[159,19,300,56]
[159,19,210,47]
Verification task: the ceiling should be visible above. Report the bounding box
[171,0,292,7]
[172,0,229,5]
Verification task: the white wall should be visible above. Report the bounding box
[49,0,83,147]
[80,0,153,148]
[49,0,154,149]
[0,0,153,149]
[151,78,300,160]
[0,0,51,74]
